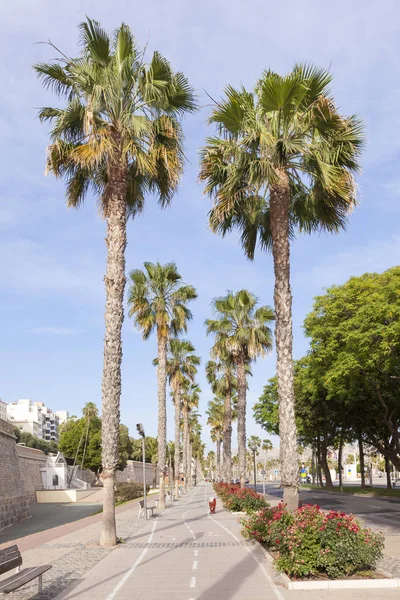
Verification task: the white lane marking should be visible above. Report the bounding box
[194,549,198,557]
[106,518,158,600]
[208,514,285,600]
[190,577,196,588]
[192,561,198,570]
[369,504,382,509]
[336,499,346,503]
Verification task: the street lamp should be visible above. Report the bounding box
[136,423,147,519]
[248,443,257,492]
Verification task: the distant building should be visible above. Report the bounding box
[6,399,68,443]
[0,399,7,421]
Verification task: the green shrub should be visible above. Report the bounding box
[115,482,150,503]
[241,503,384,579]
[214,482,269,513]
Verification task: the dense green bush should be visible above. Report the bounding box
[242,502,384,579]
[115,482,150,503]
[214,482,268,514]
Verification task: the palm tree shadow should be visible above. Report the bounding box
[196,551,260,599]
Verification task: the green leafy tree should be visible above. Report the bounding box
[128,261,197,507]
[304,267,400,472]
[200,65,364,509]
[35,18,195,546]
[253,378,280,436]
[165,338,200,497]
[14,429,58,455]
[59,409,131,472]
[206,290,274,488]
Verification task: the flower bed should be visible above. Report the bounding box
[241,502,384,580]
[213,482,269,513]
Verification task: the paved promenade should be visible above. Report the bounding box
[1,483,400,600]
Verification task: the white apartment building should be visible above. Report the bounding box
[6,399,68,443]
[0,399,7,421]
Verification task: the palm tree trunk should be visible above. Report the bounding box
[189,442,193,488]
[216,435,221,480]
[223,387,232,482]
[187,431,191,489]
[183,403,188,492]
[270,175,299,511]
[157,331,167,509]
[100,162,127,547]
[237,356,247,489]
[174,385,181,499]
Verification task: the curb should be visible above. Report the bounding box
[255,542,400,590]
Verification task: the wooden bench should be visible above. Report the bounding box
[138,499,155,518]
[0,545,51,595]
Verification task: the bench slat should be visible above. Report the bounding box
[0,546,19,558]
[0,555,22,575]
[0,565,52,593]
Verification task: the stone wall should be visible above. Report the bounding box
[16,444,47,503]
[116,460,159,487]
[0,418,31,530]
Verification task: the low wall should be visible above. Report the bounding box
[16,444,47,503]
[0,419,31,530]
[116,460,158,487]
[36,489,101,503]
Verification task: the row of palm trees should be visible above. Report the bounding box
[127,261,201,510]
[35,17,364,545]
[206,290,274,487]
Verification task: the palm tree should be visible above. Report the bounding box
[207,397,224,480]
[188,411,201,487]
[206,290,274,489]
[181,381,201,491]
[199,65,363,509]
[128,262,197,508]
[35,18,196,545]
[191,421,204,485]
[206,450,216,480]
[165,339,200,497]
[206,355,237,482]
[232,454,239,479]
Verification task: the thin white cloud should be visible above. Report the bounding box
[295,236,400,292]
[29,326,83,335]
[0,238,103,301]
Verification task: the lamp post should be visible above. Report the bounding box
[136,423,147,519]
[249,443,257,492]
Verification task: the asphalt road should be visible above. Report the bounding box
[252,482,400,533]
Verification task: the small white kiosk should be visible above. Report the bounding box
[40,452,68,490]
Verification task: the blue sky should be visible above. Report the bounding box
[1,0,400,452]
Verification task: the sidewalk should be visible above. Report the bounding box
[1,484,400,599]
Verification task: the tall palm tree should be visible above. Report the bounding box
[199,65,363,508]
[128,262,197,508]
[207,397,224,480]
[188,411,201,487]
[35,18,196,545]
[206,355,237,482]
[181,381,201,491]
[190,419,204,485]
[206,290,274,488]
[165,339,200,497]
[206,450,216,480]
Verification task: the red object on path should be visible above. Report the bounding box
[209,497,216,514]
